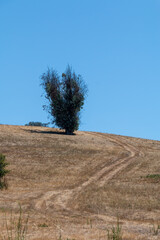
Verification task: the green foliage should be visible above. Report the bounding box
[2,205,29,240]
[146,174,160,179]
[106,218,123,240]
[0,154,9,189]
[41,65,87,134]
[150,224,160,235]
[38,223,48,227]
[86,218,92,228]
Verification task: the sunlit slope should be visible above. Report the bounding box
[0,125,159,240]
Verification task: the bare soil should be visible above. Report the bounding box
[0,125,159,239]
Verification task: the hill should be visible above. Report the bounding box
[0,125,159,239]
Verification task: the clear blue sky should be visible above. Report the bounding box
[0,0,160,140]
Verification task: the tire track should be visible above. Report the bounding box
[35,132,142,211]
[86,132,142,187]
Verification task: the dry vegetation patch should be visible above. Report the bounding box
[0,125,159,239]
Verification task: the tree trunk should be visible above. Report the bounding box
[65,129,74,135]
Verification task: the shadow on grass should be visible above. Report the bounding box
[24,129,76,135]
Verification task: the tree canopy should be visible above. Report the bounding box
[41,65,87,134]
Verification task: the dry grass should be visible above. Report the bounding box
[0,125,159,239]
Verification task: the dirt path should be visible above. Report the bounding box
[35,132,141,211]
[88,132,144,187]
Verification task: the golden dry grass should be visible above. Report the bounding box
[0,125,159,239]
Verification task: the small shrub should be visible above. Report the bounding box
[106,218,123,240]
[2,205,29,240]
[25,121,49,127]
[0,154,9,189]
[151,224,160,235]
[146,174,160,179]
[86,218,92,228]
[38,223,48,227]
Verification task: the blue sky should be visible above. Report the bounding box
[0,0,160,140]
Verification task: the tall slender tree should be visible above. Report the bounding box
[41,65,87,134]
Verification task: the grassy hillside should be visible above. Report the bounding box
[0,125,159,239]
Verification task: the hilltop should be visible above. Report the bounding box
[0,125,159,239]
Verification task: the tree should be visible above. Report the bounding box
[41,65,87,134]
[0,154,9,189]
